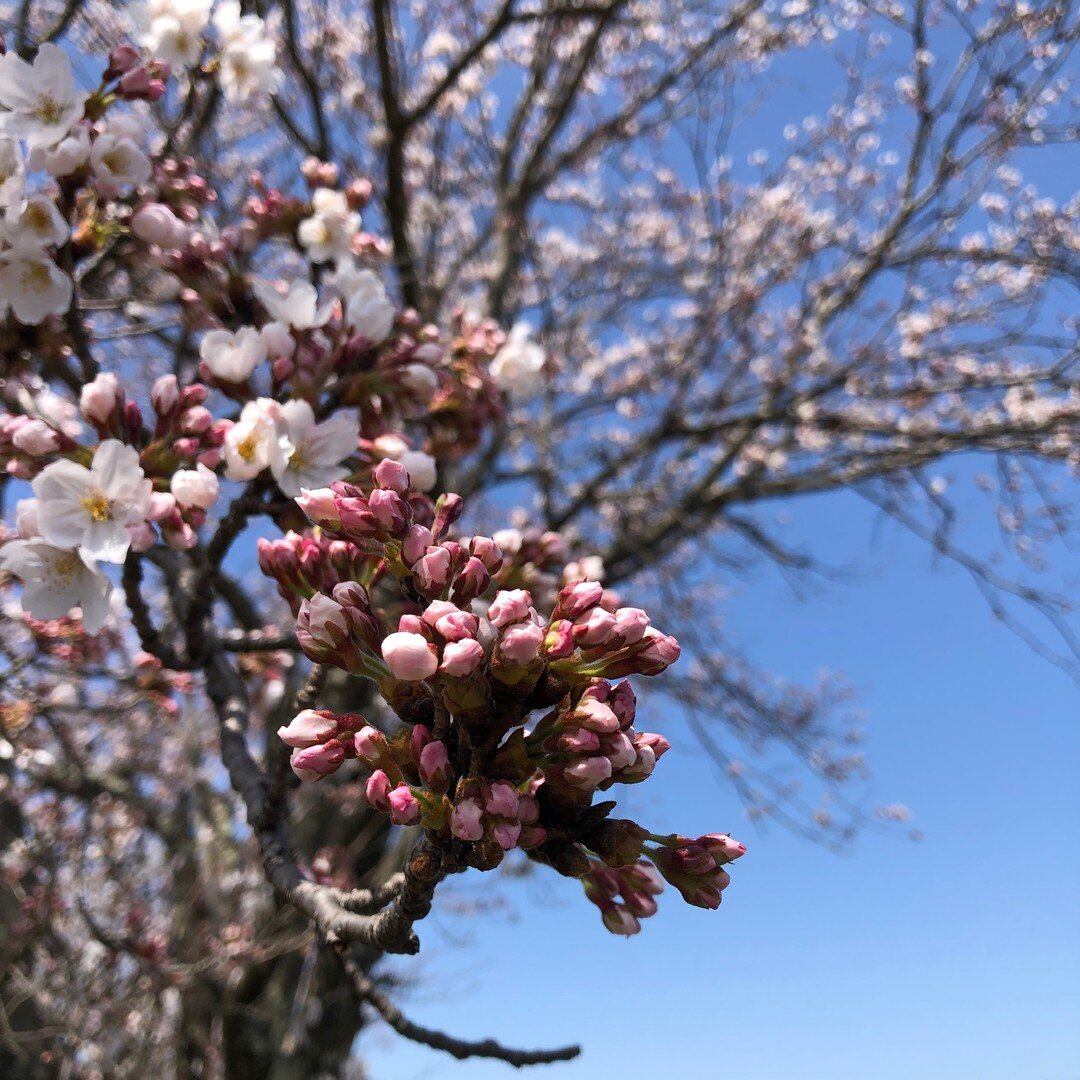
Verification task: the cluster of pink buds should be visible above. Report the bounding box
[257,531,370,613]
[580,859,665,936]
[275,458,745,932]
[104,45,169,102]
[1,413,77,477]
[649,833,747,910]
[525,679,669,796]
[277,709,369,781]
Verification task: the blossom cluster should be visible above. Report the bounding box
[263,458,744,933]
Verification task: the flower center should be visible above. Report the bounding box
[53,550,82,585]
[20,262,53,294]
[101,149,127,174]
[237,433,260,462]
[25,204,52,233]
[288,440,310,473]
[33,95,64,126]
[81,489,112,523]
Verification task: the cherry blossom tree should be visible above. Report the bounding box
[0,0,1078,1075]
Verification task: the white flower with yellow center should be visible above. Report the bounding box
[0,44,87,151]
[0,250,73,324]
[491,322,546,398]
[213,1,282,103]
[90,132,152,195]
[2,194,69,250]
[200,326,267,382]
[272,400,358,497]
[224,398,293,482]
[133,0,213,68]
[0,540,112,634]
[32,440,152,564]
[297,188,359,264]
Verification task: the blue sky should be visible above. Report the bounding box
[362,483,1080,1079]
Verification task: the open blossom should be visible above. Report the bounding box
[0,250,72,324]
[29,122,90,177]
[200,327,267,382]
[491,322,546,397]
[330,264,396,344]
[0,44,87,150]
[224,398,292,481]
[298,189,359,263]
[2,195,68,251]
[212,1,282,102]
[90,131,153,194]
[171,463,220,510]
[0,540,112,634]
[0,137,26,207]
[32,440,152,563]
[254,279,334,331]
[272,400,358,497]
[133,0,213,67]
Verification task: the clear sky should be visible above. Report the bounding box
[361,482,1080,1079]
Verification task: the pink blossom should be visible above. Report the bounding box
[450,798,484,841]
[439,638,484,676]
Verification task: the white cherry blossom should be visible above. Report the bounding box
[0,539,112,634]
[213,2,283,102]
[2,194,69,250]
[0,251,73,324]
[199,327,267,382]
[272,400,358,497]
[90,132,153,194]
[0,44,87,150]
[491,322,546,397]
[171,463,220,510]
[28,122,91,177]
[254,279,334,330]
[32,440,151,564]
[297,188,359,263]
[133,0,213,68]
[329,264,395,344]
[224,399,292,481]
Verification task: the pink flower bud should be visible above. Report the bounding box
[106,46,140,78]
[132,203,186,247]
[364,769,392,812]
[602,907,641,936]
[171,463,219,509]
[573,607,616,646]
[431,492,463,538]
[151,374,180,415]
[609,681,637,727]
[299,593,350,649]
[402,524,433,566]
[558,728,601,754]
[398,614,426,634]
[381,631,438,681]
[295,487,340,527]
[611,607,650,644]
[388,785,421,825]
[634,731,670,761]
[354,726,389,768]
[498,622,544,665]
[574,698,621,733]
[469,535,503,572]
[564,756,613,790]
[12,419,59,455]
[492,820,522,850]
[80,372,120,425]
[439,638,485,676]
[434,609,479,642]
[180,406,212,433]
[517,795,540,825]
[698,833,747,863]
[373,457,410,493]
[368,488,407,534]
[487,589,532,628]
[558,580,604,619]
[291,741,346,782]
[544,620,576,658]
[451,556,489,602]
[415,546,453,593]
[450,797,484,841]
[278,709,338,748]
[484,781,520,819]
[605,732,637,771]
[419,740,452,788]
[639,629,681,668]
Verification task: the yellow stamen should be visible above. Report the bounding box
[81,490,111,523]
